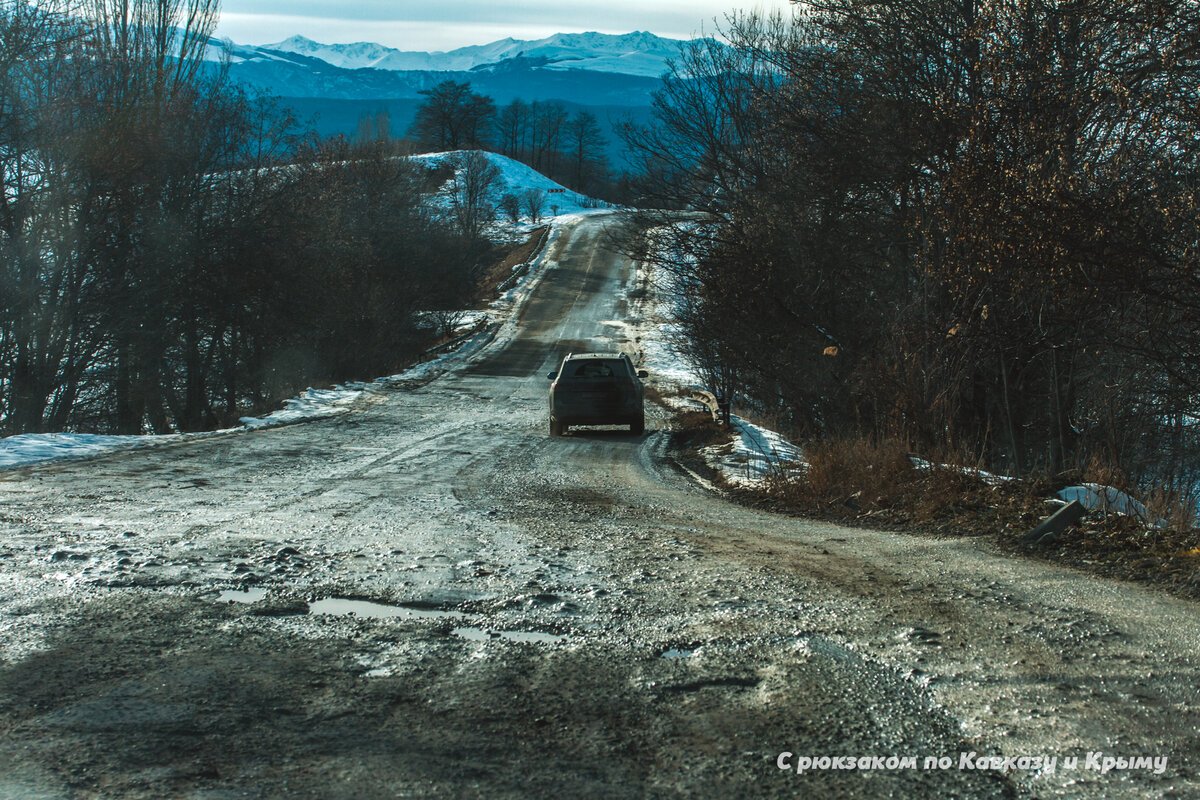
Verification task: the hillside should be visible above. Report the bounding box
[413,150,613,220]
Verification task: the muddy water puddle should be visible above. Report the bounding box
[216,588,268,603]
[453,627,565,644]
[207,592,565,644]
[661,648,695,659]
[309,599,564,644]
[307,598,461,620]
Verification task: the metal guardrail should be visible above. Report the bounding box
[496,266,526,293]
[421,318,489,359]
[497,227,551,293]
[689,389,729,424]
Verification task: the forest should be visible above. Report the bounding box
[621,0,1200,500]
[0,0,493,435]
[401,78,622,202]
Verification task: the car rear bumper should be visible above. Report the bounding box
[550,399,642,425]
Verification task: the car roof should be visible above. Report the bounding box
[564,352,626,360]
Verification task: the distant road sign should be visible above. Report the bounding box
[547,188,566,194]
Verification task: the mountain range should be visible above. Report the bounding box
[212,31,681,103]
[251,31,679,78]
[210,31,680,163]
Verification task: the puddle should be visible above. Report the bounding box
[662,648,695,659]
[217,588,267,603]
[303,598,563,644]
[307,598,462,620]
[452,627,565,644]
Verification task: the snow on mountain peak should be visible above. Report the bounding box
[262,35,397,69]
[254,31,683,77]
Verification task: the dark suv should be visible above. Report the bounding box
[547,352,647,436]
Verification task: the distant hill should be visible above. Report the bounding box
[280,97,654,167]
[219,53,662,107]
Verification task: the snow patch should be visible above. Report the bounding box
[702,417,804,487]
[239,385,366,430]
[0,433,173,470]
[409,150,613,224]
[911,457,1015,486]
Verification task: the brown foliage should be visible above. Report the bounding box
[762,436,1015,530]
[748,433,1200,598]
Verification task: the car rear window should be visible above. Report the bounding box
[566,359,624,379]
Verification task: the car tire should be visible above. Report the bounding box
[630,416,644,435]
[550,418,564,437]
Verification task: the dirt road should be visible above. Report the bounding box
[1,214,1197,798]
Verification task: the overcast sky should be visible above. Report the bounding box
[216,1,796,50]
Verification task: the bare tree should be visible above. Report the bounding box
[449,151,502,240]
[408,80,495,151]
[355,108,392,147]
[529,101,568,175]
[522,188,546,224]
[74,0,225,432]
[499,193,521,224]
[494,99,530,160]
[624,1,1200,480]
[0,2,103,433]
[564,111,609,193]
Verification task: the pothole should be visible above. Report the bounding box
[662,648,695,659]
[307,598,462,620]
[285,597,567,644]
[452,627,565,644]
[216,588,268,603]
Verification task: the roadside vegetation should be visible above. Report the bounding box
[626,1,1200,541]
[670,408,1200,598]
[0,1,491,435]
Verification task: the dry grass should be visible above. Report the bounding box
[758,436,1020,529]
[791,437,915,508]
[1146,488,1200,535]
[641,383,676,411]
[670,409,729,448]
[724,433,1200,598]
